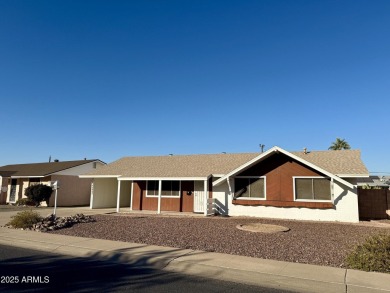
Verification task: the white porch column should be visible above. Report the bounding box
[130,181,134,210]
[203,179,208,216]
[116,179,121,213]
[89,180,94,209]
[157,180,162,214]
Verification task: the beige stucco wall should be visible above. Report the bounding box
[119,180,132,208]
[48,175,92,207]
[91,178,118,208]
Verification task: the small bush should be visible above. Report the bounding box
[24,184,53,206]
[345,234,390,273]
[15,198,35,206]
[6,210,43,229]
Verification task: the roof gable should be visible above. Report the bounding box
[212,147,364,188]
[0,160,101,177]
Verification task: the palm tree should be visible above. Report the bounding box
[328,138,351,150]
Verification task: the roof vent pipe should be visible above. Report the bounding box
[259,144,265,153]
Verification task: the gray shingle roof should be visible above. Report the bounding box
[0,160,99,177]
[85,149,368,178]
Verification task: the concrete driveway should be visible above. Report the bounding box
[0,205,116,226]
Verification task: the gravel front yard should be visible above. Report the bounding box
[49,214,390,268]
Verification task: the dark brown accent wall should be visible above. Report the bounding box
[132,181,143,210]
[233,153,332,209]
[180,181,194,212]
[208,177,213,199]
[132,180,195,212]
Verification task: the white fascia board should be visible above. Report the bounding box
[119,177,208,181]
[11,176,45,178]
[79,175,121,178]
[336,174,370,178]
[213,146,279,187]
[213,146,355,189]
[211,174,225,178]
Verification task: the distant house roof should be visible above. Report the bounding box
[82,147,368,179]
[0,160,101,177]
[357,176,390,187]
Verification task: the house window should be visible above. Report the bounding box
[234,177,265,199]
[295,177,331,201]
[29,178,40,186]
[146,180,180,197]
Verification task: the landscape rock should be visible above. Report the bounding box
[32,213,95,232]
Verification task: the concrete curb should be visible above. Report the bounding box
[1,227,389,293]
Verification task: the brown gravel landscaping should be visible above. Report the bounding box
[49,214,390,268]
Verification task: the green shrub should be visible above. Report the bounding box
[345,234,390,273]
[6,210,43,229]
[15,198,35,206]
[24,184,52,206]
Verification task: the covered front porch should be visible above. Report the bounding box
[90,177,212,215]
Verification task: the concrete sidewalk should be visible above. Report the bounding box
[1,227,389,293]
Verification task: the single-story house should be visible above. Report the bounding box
[81,146,369,223]
[0,159,105,206]
[357,175,390,189]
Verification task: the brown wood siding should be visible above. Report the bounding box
[234,154,332,209]
[134,180,189,212]
[208,178,213,199]
[180,181,194,212]
[132,181,143,210]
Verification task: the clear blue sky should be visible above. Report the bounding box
[0,0,389,173]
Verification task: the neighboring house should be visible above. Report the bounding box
[0,159,105,206]
[357,176,390,189]
[81,146,369,223]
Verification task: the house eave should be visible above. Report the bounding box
[337,174,370,178]
[118,176,208,181]
[10,175,45,179]
[79,175,121,179]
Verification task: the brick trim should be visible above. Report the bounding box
[232,199,334,209]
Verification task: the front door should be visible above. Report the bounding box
[193,181,205,213]
[9,179,17,203]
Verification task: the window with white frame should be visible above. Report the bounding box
[234,177,265,199]
[295,177,331,201]
[146,180,180,197]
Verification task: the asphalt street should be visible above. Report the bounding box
[0,244,294,293]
